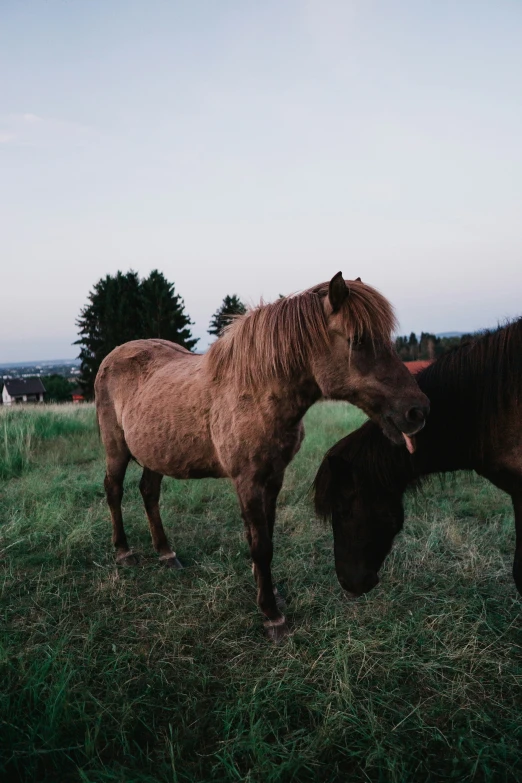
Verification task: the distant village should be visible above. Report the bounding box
[0,360,83,405]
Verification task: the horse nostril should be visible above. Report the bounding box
[405,407,426,425]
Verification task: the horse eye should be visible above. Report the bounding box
[348,335,364,348]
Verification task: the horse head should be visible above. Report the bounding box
[311,273,429,449]
[314,429,406,597]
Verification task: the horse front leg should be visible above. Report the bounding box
[264,472,286,612]
[235,477,289,642]
[265,472,284,541]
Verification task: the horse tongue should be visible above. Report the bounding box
[403,433,416,454]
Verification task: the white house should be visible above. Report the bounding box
[1,378,46,405]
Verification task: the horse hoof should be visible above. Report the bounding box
[264,617,290,643]
[161,556,183,569]
[116,552,139,567]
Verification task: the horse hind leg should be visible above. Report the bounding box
[104,450,137,565]
[139,468,182,568]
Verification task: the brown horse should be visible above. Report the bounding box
[95,273,428,639]
[314,318,522,598]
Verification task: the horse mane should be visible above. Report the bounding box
[206,279,397,388]
[416,317,522,458]
[314,317,522,520]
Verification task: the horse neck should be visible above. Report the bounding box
[357,353,497,495]
[413,412,475,477]
[357,405,474,499]
[355,424,419,495]
[282,372,323,417]
[414,365,478,475]
[205,333,323,417]
[251,368,323,425]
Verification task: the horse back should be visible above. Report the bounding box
[95,339,195,427]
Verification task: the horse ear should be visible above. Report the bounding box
[329,272,349,312]
[355,277,361,282]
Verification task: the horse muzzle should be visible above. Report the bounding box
[337,570,380,597]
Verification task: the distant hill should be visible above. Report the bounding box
[435,332,465,339]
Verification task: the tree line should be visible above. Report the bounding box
[75,271,247,396]
[74,270,473,397]
[395,332,471,362]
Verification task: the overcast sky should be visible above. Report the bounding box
[1,0,522,361]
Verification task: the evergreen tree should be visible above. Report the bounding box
[208,294,246,338]
[140,269,198,348]
[419,332,438,360]
[395,335,409,360]
[75,270,197,398]
[395,331,473,361]
[408,332,419,361]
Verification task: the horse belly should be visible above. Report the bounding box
[128,434,226,478]
[122,402,226,479]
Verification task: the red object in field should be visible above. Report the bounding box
[404,360,433,375]
[71,387,85,403]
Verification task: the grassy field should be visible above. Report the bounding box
[1,403,521,782]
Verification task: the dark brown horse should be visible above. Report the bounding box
[314,318,522,598]
[95,273,428,639]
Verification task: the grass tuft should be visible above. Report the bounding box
[0,404,94,479]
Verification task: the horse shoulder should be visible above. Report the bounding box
[210,388,305,475]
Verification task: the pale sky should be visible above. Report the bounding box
[1,0,522,361]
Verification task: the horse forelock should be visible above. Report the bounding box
[207,279,397,388]
[333,278,398,344]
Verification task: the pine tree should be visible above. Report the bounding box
[408,332,419,361]
[208,294,246,338]
[396,331,475,361]
[419,332,439,360]
[140,269,198,348]
[395,335,409,360]
[75,270,197,398]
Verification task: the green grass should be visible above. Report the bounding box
[0,405,93,480]
[1,402,521,782]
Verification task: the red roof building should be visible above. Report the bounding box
[71,387,85,403]
[404,360,433,375]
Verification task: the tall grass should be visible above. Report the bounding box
[1,402,521,782]
[0,404,95,479]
